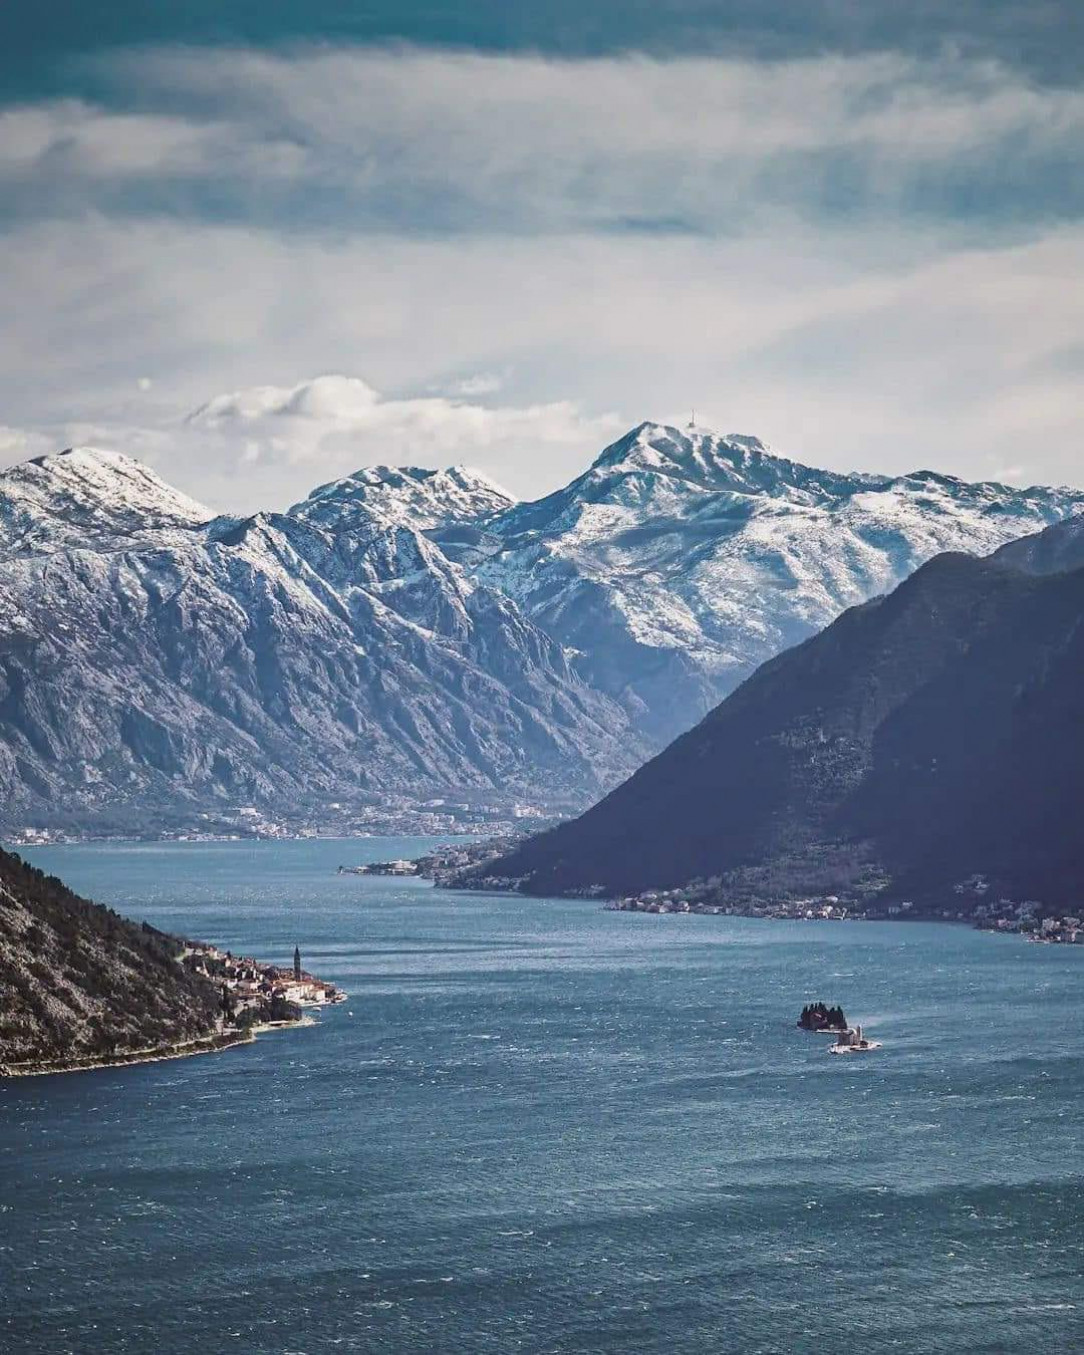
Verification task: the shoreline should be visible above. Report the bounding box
[2,1014,317,1080]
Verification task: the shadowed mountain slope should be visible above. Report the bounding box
[0,846,221,1070]
[476,520,1084,911]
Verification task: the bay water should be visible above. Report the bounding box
[3,838,1083,1353]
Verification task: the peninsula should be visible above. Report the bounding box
[0,846,342,1078]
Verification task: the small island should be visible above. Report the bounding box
[797,1002,848,1033]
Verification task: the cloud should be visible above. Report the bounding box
[3,48,1084,233]
[8,0,1082,92]
[1,44,1082,505]
[443,373,505,398]
[185,374,622,491]
[3,213,1082,506]
[4,370,622,511]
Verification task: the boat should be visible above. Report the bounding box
[827,1023,882,1054]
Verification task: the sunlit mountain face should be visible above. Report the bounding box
[1,427,1079,831]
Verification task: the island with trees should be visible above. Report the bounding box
[797,1002,848,1033]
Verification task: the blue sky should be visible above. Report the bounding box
[1,3,1081,508]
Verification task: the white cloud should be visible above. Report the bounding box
[443,374,505,398]
[4,369,622,511]
[183,374,622,502]
[3,213,1081,506]
[1,46,1082,506]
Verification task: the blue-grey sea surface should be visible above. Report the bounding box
[3,838,1083,1354]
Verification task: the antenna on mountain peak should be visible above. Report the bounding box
[688,409,696,429]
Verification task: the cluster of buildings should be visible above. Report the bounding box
[604,891,848,919]
[969,892,1084,941]
[182,943,345,1019]
[976,912,1084,943]
[1032,917,1084,944]
[6,796,553,846]
[339,859,418,877]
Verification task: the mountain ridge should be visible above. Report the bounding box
[0,449,644,830]
[463,422,1084,744]
[469,516,1084,912]
[1,422,1082,833]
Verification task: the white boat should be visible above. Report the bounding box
[827,1023,882,1054]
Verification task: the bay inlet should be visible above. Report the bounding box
[4,836,1083,1354]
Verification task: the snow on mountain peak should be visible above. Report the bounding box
[585,421,845,502]
[0,445,211,555]
[473,420,1084,748]
[291,462,516,532]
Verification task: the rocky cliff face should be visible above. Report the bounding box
[0,449,643,829]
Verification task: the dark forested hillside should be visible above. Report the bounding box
[0,848,222,1071]
[474,523,1084,913]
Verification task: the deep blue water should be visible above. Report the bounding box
[3,838,1084,1354]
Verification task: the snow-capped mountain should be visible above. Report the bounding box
[0,446,211,552]
[0,448,642,829]
[476,513,1084,909]
[299,422,1084,748]
[293,464,515,532]
[463,423,1084,744]
[1,424,1082,832]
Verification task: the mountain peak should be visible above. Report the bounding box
[595,422,787,473]
[582,421,849,503]
[23,446,210,514]
[31,444,136,470]
[0,445,211,555]
[291,462,516,532]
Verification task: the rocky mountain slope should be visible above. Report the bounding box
[460,424,1084,744]
[305,426,1084,749]
[0,449,643,831]
[1,426,1082,834]
[0,845,222,1071]
[473,516,1084,912]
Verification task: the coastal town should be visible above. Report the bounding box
[5,796,552,848]
[974,910,1084,943]
[605,891,1084,937]
[182,943,346,1028]
[603,891,849,920]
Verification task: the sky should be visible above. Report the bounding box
[0,2,1081,511]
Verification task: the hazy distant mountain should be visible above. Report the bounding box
[0,449,642,830]
[477,516,1084,911]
